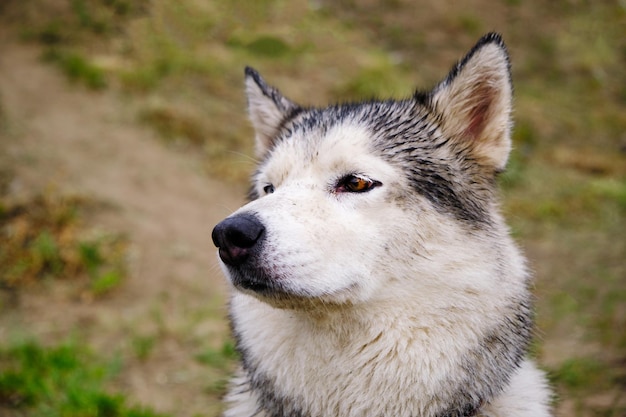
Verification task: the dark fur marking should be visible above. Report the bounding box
[363,100,495,224]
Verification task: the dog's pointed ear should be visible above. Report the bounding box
[427,33,513,171]
[245,67,300,157]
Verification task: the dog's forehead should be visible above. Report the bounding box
[262,119,385,180]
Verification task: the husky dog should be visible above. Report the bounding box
[212,33,552,417]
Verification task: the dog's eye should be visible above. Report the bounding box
[337,175,381,193]
[263,184,275,194]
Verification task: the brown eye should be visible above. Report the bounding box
[337,175,382,193]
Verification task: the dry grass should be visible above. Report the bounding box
[0,186,128,300]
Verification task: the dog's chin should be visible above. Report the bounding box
[226,267,358,310]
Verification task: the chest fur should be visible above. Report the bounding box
[228,293,524,417]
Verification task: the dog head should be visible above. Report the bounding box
[212,33,519,310]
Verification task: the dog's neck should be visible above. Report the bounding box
[230,292,530,417]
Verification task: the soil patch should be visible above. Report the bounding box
[0,29,244,415]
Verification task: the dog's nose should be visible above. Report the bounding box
[212,213,265,266]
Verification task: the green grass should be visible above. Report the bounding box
[0,190,127,298]
[549,356,626,416]
[195,339,238,370]
[17,0,148,91]
[43,49,108,90]
[0,340,170,417]
[131,335,157,362]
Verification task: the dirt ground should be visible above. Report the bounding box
[0,29,244,414]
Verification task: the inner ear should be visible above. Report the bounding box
[428,33,513,171]
[466,83,496,140]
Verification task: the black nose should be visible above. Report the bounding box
[212,213,265,266]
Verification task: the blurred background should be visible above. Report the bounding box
[0,1,624,416]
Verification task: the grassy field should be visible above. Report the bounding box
[0,0,624,416]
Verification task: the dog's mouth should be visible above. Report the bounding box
[224,263,361,311]
[226,265,286,296]
[229,268,311,309]
[232,270,274,294]
[239,279,271,293]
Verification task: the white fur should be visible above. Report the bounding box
[481,361,553,417]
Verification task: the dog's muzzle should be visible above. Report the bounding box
[212,213,265,266]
